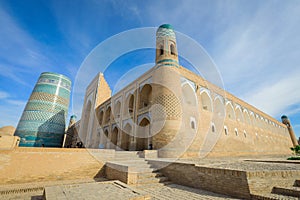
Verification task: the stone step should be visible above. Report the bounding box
[134,181,173,188]
[130,167,159,173]
[294,180,300,187]
[137,176,169,184]
[272,186,300,198]
[251,193,299,200]
[137,172,164,178]
[112,159,146,163]
[109,161,151,168]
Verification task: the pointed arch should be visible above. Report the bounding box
[226,102,236,120]
[200,90,212,111]
[114,101,121,118]
[139,84,152,109]
[104,129,109,148]
[136,117,150,151]
[125,94,135,114]
[111,127,119,146]
[121,123,132,151]
[243,110,251,125]
[235,107,244,123]
[98,109,104,126]
[214,97,225,117]
[105,106,111,123]
[250,112,256,126]
[182,83,197,106]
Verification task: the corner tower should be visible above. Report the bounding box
[281,115,298,147]
[152,24,183,157]
[155,24,179,68]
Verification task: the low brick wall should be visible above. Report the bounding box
[148,160,251,199]
[148,160,300,198]
[247,170,300,195]
[0,147,107,185]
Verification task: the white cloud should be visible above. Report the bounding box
[241,70,300,116]
[0,91,9,99]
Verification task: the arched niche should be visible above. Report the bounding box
[214,97,225,117]
[182,83,197,106]
[111,127,119,146]
[235,107,244,123]
[243,110,251,125]
[226,102,236,120]
[114,101,121,118]
[121,123,132,151]
[136,117,150,151]
[200,91,212,111]
[98,109,104,126]
[125,94,135,114]
[139,84,152,109]
[105,106,111,123]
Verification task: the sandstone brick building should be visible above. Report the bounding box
[78,24,295,158]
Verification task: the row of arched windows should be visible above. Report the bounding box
[98,84,152,126]
[200,90,286,135]
[158,43,176,56]
[208,124,289,144]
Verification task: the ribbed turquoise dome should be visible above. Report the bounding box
[159,24,173,30]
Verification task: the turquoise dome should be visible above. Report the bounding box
[159,24,173,30]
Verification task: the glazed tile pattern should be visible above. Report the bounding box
[14,72,71,147]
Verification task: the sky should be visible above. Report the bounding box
[0,0,300,138]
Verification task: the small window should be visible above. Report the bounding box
[243,130,247,138]
[170,44,176,55]
[212,124,215,133]
[190,117,196,130]
[224,126,228,135]
[235,128,238,136]
[191,121,195,129]
[160,45,164,55]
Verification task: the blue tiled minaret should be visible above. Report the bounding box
[14,72,71,147]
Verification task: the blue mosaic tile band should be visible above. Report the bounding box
[14,72,71,147]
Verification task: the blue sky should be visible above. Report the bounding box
[0,0,300,138]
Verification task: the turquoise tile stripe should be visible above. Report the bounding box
[14,72,71,147]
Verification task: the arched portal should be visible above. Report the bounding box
[136,118,150,151]
[121,123,132,151]
[139,84,152,109]
[200,91,212,111]
[105,106,111,124]
[127,94,134,114]
[98,110,104,126]
[182,83,197,106]
[111,127,119,148]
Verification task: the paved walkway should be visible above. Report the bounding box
[137,183,238,200]
[1,180,238,200]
